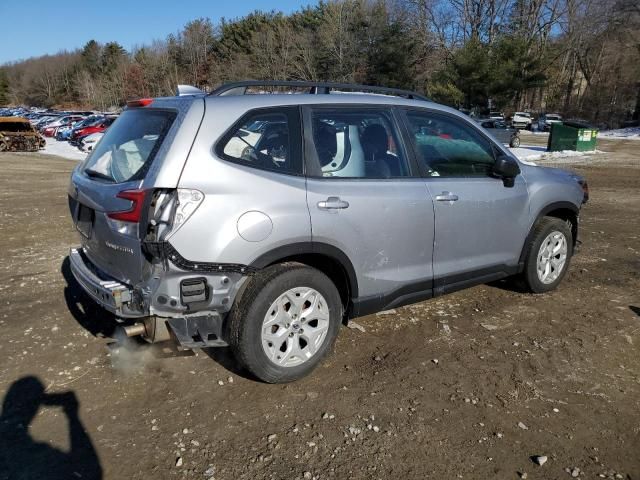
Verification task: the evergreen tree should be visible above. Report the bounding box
[0,68,9,105]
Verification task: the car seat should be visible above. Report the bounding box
[360,124,401,177]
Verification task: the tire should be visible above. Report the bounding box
[522,217,573,293]
[228,263,343,383]
[510,136,520,148]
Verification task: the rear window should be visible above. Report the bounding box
[82,109,176,183]
[0,122,32,132]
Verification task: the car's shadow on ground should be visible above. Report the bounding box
[201,347,255,380]
[61,256,120,338]
[486,277,528,294]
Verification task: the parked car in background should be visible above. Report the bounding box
[538,113,562,131]
[0,117,46,151]
[79,132,104,151]
[70,116,116,145]
[67,80,588,383]
[55,125,75,141]
[489,111,505,121]
[32,115,60,129]
[42,115,86,137]
[477,119,521,147]
[61,115,103,141]
[511,112,532,130]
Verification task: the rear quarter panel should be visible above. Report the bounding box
[167,98,311,265]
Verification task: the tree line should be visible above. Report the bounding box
[1,0,639,127]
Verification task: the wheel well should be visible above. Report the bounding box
[265,254,352,309]
[519,205,579,265]
[544,208,578,246]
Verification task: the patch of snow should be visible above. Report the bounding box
[519,130,549,137]
[599,127,640,140]
[510,145,547,162]
[509,145,599,164]
[40,137,87,161]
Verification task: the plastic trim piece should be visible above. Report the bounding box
[145,241,258,275]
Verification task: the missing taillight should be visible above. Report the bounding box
[173,189,204,229]
[107,189,148,223]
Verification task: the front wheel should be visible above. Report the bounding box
[509,136,521,148]
[522,217,573,293]
[228,263,342,383]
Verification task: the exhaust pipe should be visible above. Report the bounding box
[122,322,146,337]
[120,317,171,343]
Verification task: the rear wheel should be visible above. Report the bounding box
[228,263,342,383]
[522,217,573,293]
[510,136,521,148]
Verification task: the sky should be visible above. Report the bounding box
[0,0,315,64]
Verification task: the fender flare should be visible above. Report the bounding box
[518,201,580,265]
[250,242,359,299]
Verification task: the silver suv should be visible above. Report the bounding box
[68,81,588,383]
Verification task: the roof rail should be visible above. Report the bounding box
[208,80,429,101]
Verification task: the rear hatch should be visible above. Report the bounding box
[68,98,202,285]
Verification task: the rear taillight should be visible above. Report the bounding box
[107,190,148,223]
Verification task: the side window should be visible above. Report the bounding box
[405,110,496,177]
[308,107,410,179]
[218,108,301,175]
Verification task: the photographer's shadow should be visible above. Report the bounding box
[0,376,102,480]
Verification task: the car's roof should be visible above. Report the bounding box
[192,92,467,120]
[0,116,29,123]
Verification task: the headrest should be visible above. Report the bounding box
[313,121,337,167]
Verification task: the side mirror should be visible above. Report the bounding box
[493,155,520,187]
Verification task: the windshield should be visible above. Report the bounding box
[82,108,176,183]
[547,115,561,120]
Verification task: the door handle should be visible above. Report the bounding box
[317,196,350,210]
[435,191,459,202]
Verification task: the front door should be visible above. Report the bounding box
[401,109,530,288]
[303,105,435,312]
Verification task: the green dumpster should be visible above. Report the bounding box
[547,121,598,152]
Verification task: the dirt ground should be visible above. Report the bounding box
[0,137,639,480]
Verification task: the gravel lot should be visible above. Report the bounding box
[0,137,639,480]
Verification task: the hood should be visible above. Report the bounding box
[534,165,584,183]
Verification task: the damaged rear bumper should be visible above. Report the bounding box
[69,247,142,317]
[69,247,232,347]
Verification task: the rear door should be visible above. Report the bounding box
[401,108,530,288]
[69,101,199,285]
[303,105,434,312]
